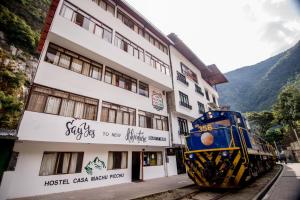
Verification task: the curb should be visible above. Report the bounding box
[252,164,284,200]
[130,184,196,200]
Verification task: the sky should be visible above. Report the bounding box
[125,0,300,73]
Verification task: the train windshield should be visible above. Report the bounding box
[187,118,233,150]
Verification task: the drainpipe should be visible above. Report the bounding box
[163,45,175,177]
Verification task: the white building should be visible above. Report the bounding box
[0,0,227,199]
[165,33,227,176]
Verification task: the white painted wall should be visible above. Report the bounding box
[169,46,219,119]
[168,46,220,145]
[47,0,172,91]
[0,142,166,199]
[166,156,178,176]
[170,112,192,145]
[18,111,169,146]
[34,60,169,117]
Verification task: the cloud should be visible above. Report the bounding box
[258,0,300,55]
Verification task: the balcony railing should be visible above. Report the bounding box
[177,71,189,86]
[195,84,204,96]
[180,101,192,109]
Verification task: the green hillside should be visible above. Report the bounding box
[218,41,300,112]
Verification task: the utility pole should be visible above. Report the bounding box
[274,141,279,154]
[292,128,300,149]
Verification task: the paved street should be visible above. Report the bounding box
[263,163,300,200]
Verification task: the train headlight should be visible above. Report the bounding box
[201,132,214,146]
[221,151,229,157]
[189,153,195,160]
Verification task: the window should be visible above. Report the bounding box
[100,101,136,126]
[116,9,168,55]
[144,51,170,76]
[179,91,192,109]
[45,43,103,81]
[27,85,98,120]
[104,67,137,93]
[39,152,83,176]
[198,102,205,114]
[143,152,163,166]
[181,63,198,83]
[205,89,210,101]
[139,81,149,97]
[178,118,189,135]
[195,84,204,96]
[92,0,115,15]
[212,96,217,104]
[60,1,112,43]
[177,71,188,86]
[138,110,168,131]
[114,33,144,61]
[107,152,127,170]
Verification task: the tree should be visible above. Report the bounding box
[273,83,300,146]
[246,111,274,137]
[0,5,39,53]
[0,50,28,129]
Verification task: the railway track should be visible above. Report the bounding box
[134,164,283,200]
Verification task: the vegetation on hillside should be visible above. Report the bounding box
[0,50,28,128]
[246,77,300,150]
[0,0,50,53]
[0,0,50,129]
[219,41,300,112]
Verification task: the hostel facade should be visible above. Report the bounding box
[0,0,227,199]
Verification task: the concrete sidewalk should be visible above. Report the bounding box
[263,163,300,200]
[13,174,193,200]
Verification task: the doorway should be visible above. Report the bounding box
[175,148,186,174]
[132,152,142,182]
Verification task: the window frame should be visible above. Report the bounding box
[107,151,128,170]
[27,85,99,120]
[178,117,189,135]
[100,101,136,126]
[39,151,84,176]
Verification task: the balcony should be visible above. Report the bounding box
[177,71,189,86]
[179,101,192,109]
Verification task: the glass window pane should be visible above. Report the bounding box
[45,46,60,65]
[58,54,71,69]
[71,58,83,73]
[123,112,129,125]
[82,62,90,76]
[69,153,78,173]
[84,104,96,120]
[95,25,103,38]
[74,102,85,118]
[62,153,71,173]
[104,71,112,83]
[27,93,47,112]
[61,5,73,20]
[108,109,116,123]
[44,96,61,114]
[75,12,84,26]
[103,29,112,42]
[100,107,109,122]
[60,99,75,117]
[39,153,57,176]
[90,66,101,80]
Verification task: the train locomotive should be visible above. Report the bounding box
[184,111,276,188]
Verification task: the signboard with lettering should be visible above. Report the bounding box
[18,112,169,146]
[152,91,164,111]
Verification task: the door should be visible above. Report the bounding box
[176,148,186,174]
[132,152,141,181]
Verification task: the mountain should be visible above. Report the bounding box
[218,41,300,112]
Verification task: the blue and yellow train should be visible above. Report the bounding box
[184,111,276,188]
